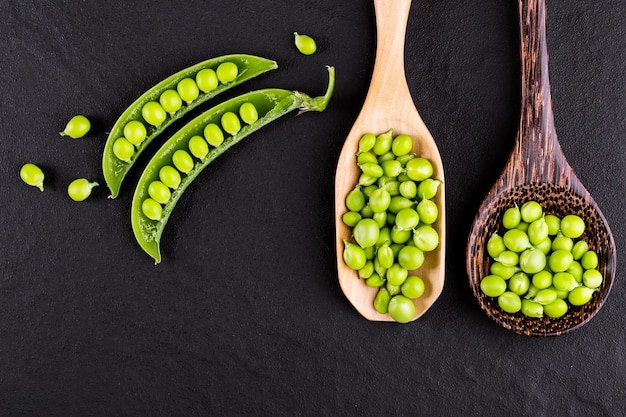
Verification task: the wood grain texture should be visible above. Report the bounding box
[466,0,616,336]
[334,0,446,322]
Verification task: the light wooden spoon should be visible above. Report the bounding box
[334,0,446,322]
[466,0,616,336]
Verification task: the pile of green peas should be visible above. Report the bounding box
[112,61,240,163]
[140,101,259,221]
[480,201,602,318]
[342,129,441,323]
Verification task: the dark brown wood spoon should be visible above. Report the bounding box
[466,0,616,336]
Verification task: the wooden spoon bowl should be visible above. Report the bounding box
[334,0,445,321]
[466,0,616,336]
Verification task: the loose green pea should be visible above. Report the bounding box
[413,225,439,252]
[487,233,506,258]
[113,138,135,162]
[372,131,393,155]
[147,180,171,205]
[177,78,200,103]
[520,201,543,223]
[568,286,596,306]
[123,120,148,145]
[386,263,408,286]
[358,260,374,279]
[552,235,573,252]
[571,240,589,260]
[239,102,258,125]
[60,115,91,138]
[216,62,239,83]
[20,163,45,191]
[405,158,433,182]
[416,199,438,225]
[221,111,241,135]
[142,101,167,126]
[521,299,544,318]
[172,150,194,174]
[534,288,557,305]
[366,273,385,288]
[401,275,425,299]
[357,151,378,165]
[67,178,98,201]
[490,262,517,280]
[359,163,384,178]
[498,291,522,313]
[159,89,183,114]
[480,275,507,297]
[372,212,387,228]
[399,181,417,199]
[388,295,415,323]
[416,179,441,200]
[582,269,603,289]
[159,165,181,189]
[391,134,413,156]
[398,246,424,270]
[204,123,225,147]
[543,298,568,318]
[343,240,367,270]
[544,214,561,235]
[502,205,521,229]
[196,68,219,93]
[532,270,553,289]
[508,272,530,295]
[496,250,519,267]
[376,243,394,269]
[142,198,163,221]
[188,135,209,160]
[358,133,376,152]
[387,282,401,296]
[294,32,317,55]
[560,214,585,239]
[381,159,403,177]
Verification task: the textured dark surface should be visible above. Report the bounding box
[1,0,625,416]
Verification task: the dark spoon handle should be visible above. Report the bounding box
[509,0,570,185]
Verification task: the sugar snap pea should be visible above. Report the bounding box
[132,66,335,263]
[102,54,278,198]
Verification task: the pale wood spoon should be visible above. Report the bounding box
[466,0,616,336]
[334,0,446,322]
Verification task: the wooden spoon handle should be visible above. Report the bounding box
[365,0,413,111]
[512,0,569,183]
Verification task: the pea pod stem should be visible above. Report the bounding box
[103,54,278,198]
[132,66,335,263]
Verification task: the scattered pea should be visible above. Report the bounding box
[20,163,45,191]
[67,178,98,201]
[294,32,317,55]
[60,115,91,139]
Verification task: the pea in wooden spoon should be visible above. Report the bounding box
[466,0,616,336]
[334,0,446,322]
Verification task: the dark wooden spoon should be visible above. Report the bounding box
[466,0,616,336]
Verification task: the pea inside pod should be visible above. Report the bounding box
[102,54,278,198]
[132,66,335,263]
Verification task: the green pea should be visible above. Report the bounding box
[388,196,414,214]
[416,199,438,225]
[399,181,417,199]
[188,135,209,160]
[195,68,219,93]
[358,260,374,279]
[67,178,98,202]
[520,201,543,223]
[159,165,181,189]
[582,269,603,289]
[221,111,242,135]
[568,286,596,306]
[391,134,413,156]
[19,163,45,191]
[405,158,433,182]
[342,211,362,227]
[496,250,519,267]
[142,101,167,126]
[416,179,441,200]
[548,249,573,272]
[528,218,549,245]
[380,180,400,196]
[159,89,183,114]
[360,163,384,178]
[534,238,552,255]
[204,123,225,147]
[123,120,147,145]
[544,214,561,235]
[148,180,171,205]
[172,150,195,174]
[487,232,506,258]
[369,188,391,213]
[176,78,199,104]
[552,235,573,252]
[567,261,584,283]
[358,173,377,187]
[534,288,557,305]
[386,263,408,286]
[364,245,376,260]
[581,250,598,270]
[60,114,91,138]
[480,275,507,297]
[376,243,394,269]
[401,275,425,299]
[543,298,568,318]
[358,133,376,152]
[502,205,521,229]
[360,205,374,218]
[239,102,258,125]
[357,151,378,165]
[521,299,544,318]
[388,295,415,323]
[387,282,401,296]
[366,273,385,288]
[396,153,415,167]
[560,214,585,239]
[380,159,402,177]
[395,208,420,231]
[294,32,317,55]
[216,62,239,83]
[374,288,391,314]
[498,291,522,313]
[490,262,517,280]
[508,272,530,295]
[142,198,163,221]
[571,240,589,260]
[353,218,380,248]
[343,240,367,270]
[372,212,387,228]
[412,225,439,252]
[532,270,553,289]
[372,131,393,155]
[519,248,546,274]
[397,246,424,270]
[503,229,530,252]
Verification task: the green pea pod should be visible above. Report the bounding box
[103,54,278,198]
[132,66,335,263]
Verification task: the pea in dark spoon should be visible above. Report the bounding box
[466,0,616,336]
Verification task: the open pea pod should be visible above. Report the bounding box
[103,54,278,198]
[131,66,335,263]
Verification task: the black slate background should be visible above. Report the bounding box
[1,1,625,416]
